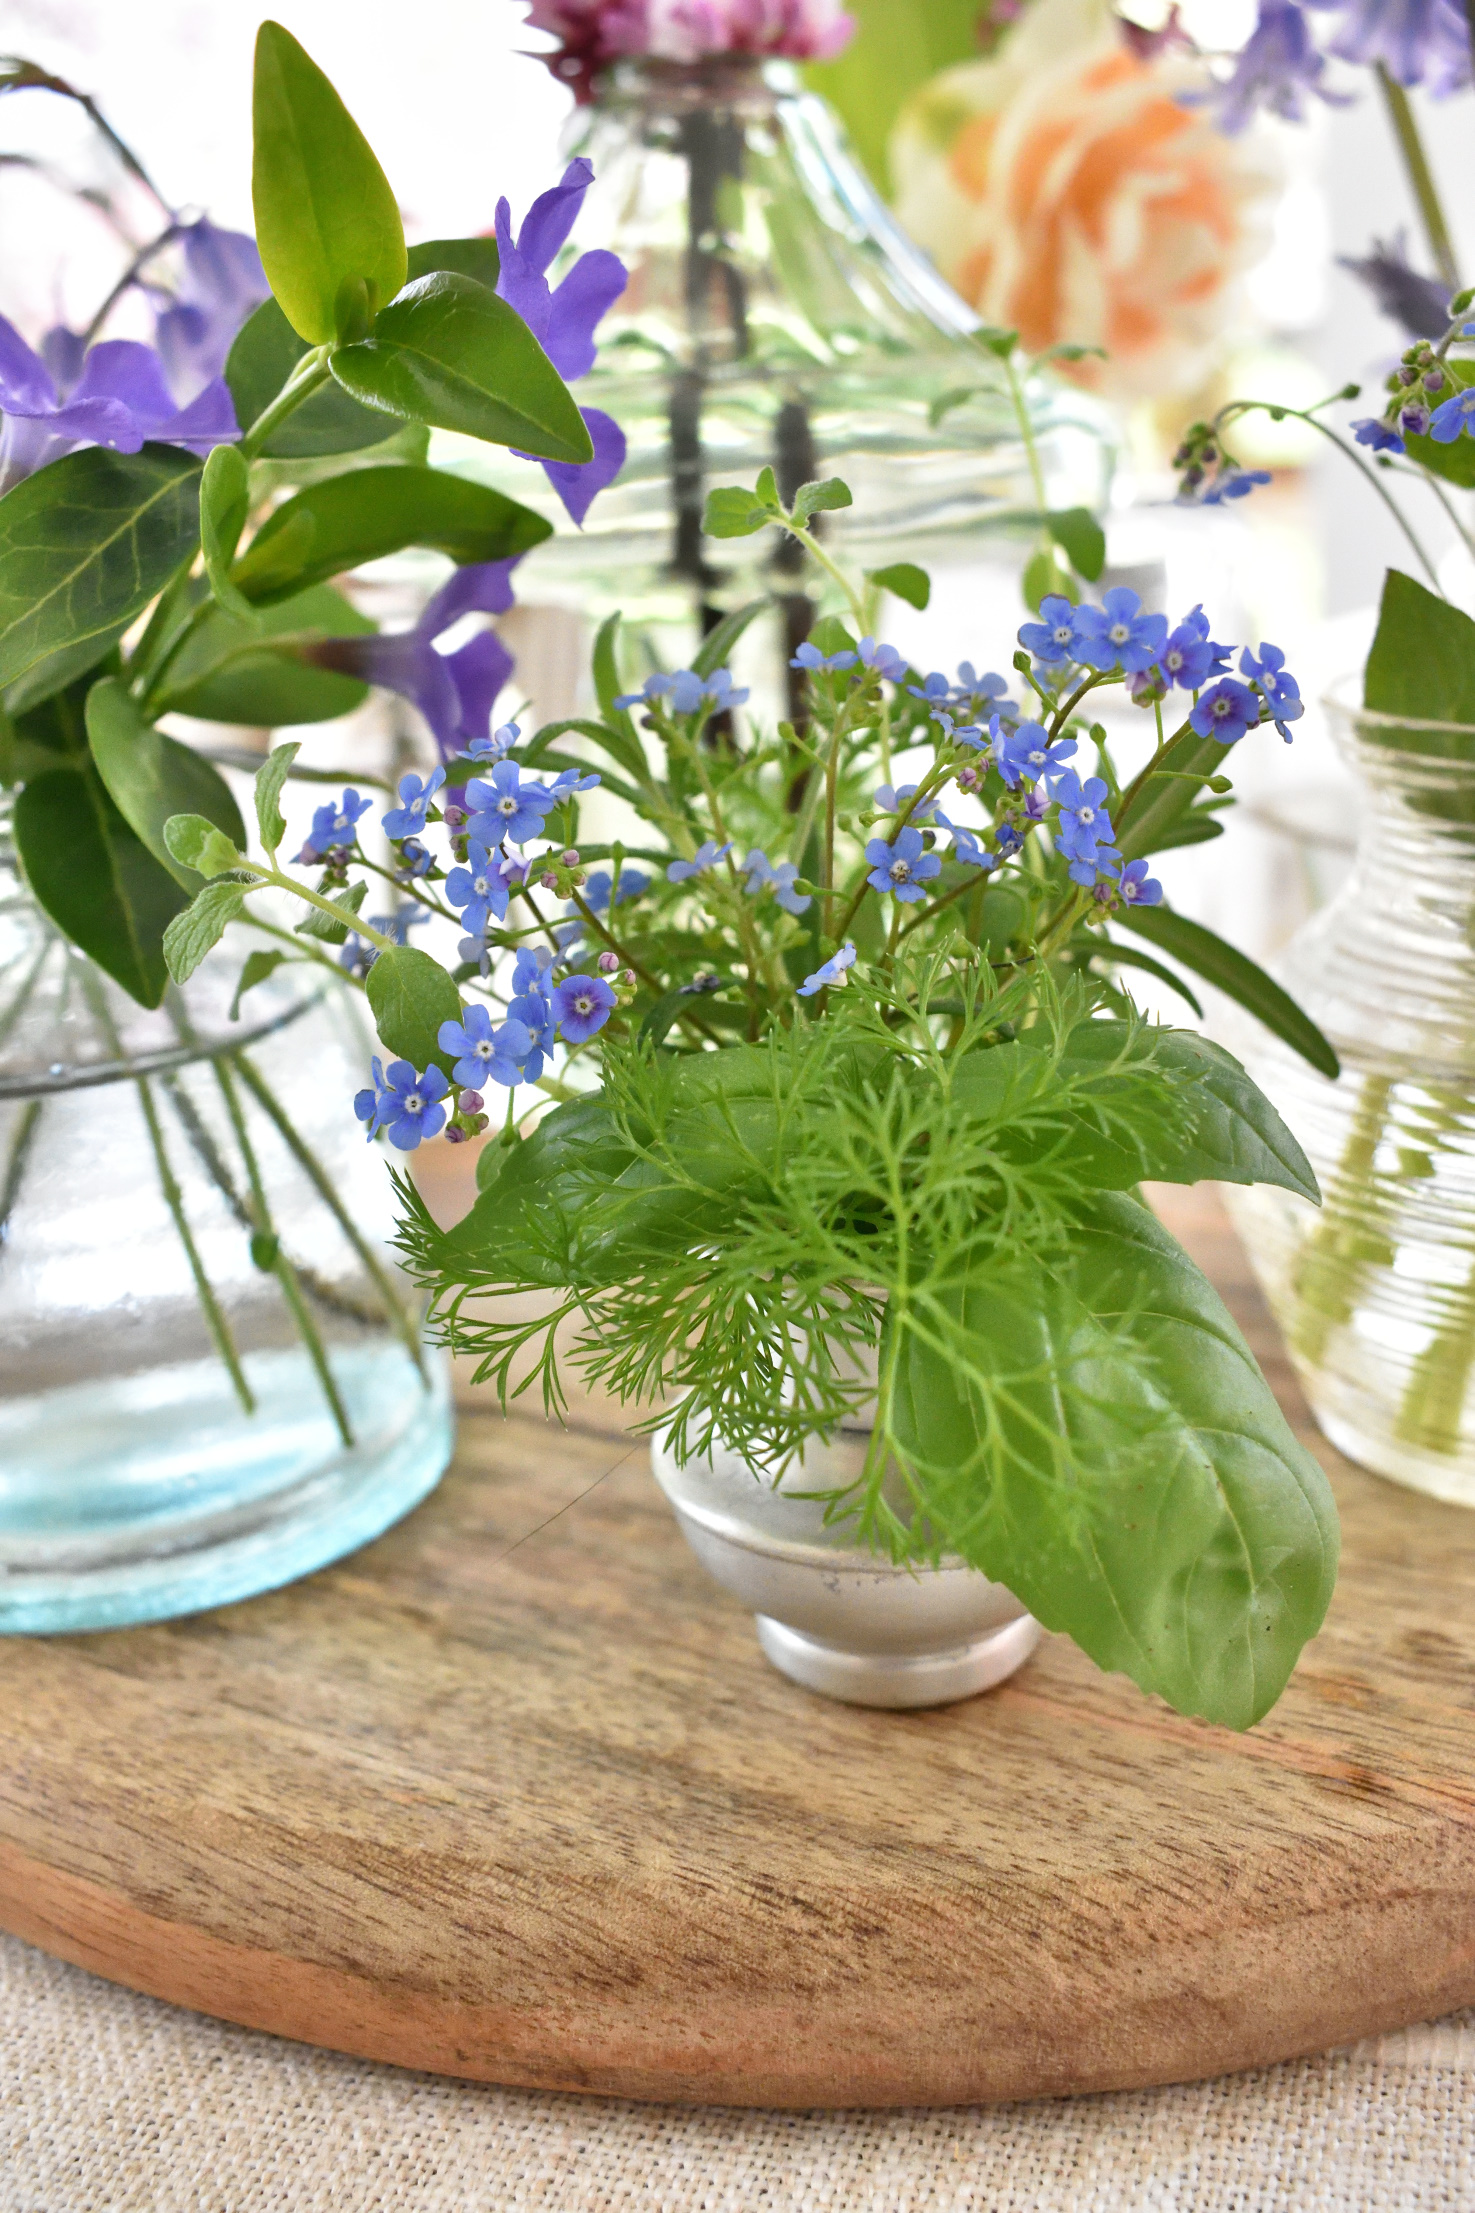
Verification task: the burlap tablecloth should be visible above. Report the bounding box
[3,1934,1471,2211]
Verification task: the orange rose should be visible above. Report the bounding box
[891,0,1280,401]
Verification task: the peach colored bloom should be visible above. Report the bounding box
[890,0,1280,402]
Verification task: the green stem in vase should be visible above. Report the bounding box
[1291,1073,1398,1367]
[1391,1079,1475,1453]
[136,1074,257,1416]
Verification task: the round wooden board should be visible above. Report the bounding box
[3,1185,1475,2110]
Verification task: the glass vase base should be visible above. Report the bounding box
[754,1611,1042,1711]
[1311,1405,1475,1511]
[0,1342,453,1635]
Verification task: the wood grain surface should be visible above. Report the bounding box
[2,1184,1474,2109]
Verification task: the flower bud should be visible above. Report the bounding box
[596,949,620,973]
[444,802,467,830]
[539,869,559,889]
[561,849,580,867]
[445,1125,467,1145]
[621,968,637,987]
[458,1089,485,1114]
[1425,366,1447,393]
[471,1113,490,1133]
[955,766,980,792]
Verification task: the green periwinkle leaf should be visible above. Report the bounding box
[16,764,189,1006]
[163,879,249,984]
[152,582,374,726]
[365,944,464,1081]
[85,678,246,889]
[199,444,256,620]
[886,1192,1340,1729]
[405,236,502,288]
[226,295,390,460]
[230,465,552,605]
[251,21,407,346]
[0,445,200,695]
[329,272,592,461]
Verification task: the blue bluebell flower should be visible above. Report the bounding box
[1159,606,1232,690]
[296,788,373,861]
[797,942,857,996]
[1240,644,1304,739]
[667,839,732,883]
[997,721,1077,790]
[1430,386,1475,441]
[864,825,941,903]
[580,866,651,913]
[1018,594,1093,665]
[790,641,858,675]
[382,768,446,841]
[1190,677,1261,744]
[356,1059,449,1151]
[1353,416,1406,453]
[305,562,521,766]
[464,761,563,847]
[1052,772,1116,866]
[1074,589,1170,675]
[741,851,811,913]
[1319,0,1471,95]
[446,839,513,936]
[552,973,617,1043]
[872,783,937,824]
[1194,2,1348,132]
[467,721,521,761]
[934,814,997,871]
[438,1003,533,1090]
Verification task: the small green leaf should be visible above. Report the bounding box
[231,948,288,1019]
[254,740,299,857]
[1364,567,1475,726]
[754,465,781,510]
[791,477,853,523]
[329,273,592,462]
[887,1192,1340,1728]
[163,879,249,984]
[231,464,552,605]
[702,485,777,539]
[1047,506,1106,582]
[295,879,366,943]
[199,444,256,620]
[226,295,389,460]
[85,677,246,888]
[152,582,374,725]
[16,765,189,1006]
[978,325,1018,359]
[866,561,931,611]
[365,943,463,1078]
[163,813,243,879]
[1116,906,1340,1078]
[1022,546,1067,613]
[0,445,201,695]
[404,235,502,288]
[691,599,768,678]
[251,20,407,345]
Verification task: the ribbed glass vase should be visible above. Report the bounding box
[460,57,1111,644]
[1225,680,1475,1506]
[0,839,452,1632]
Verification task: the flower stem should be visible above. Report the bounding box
[1376,67,1460,292]
[136,1075,256,1415]
[784,520,866,627]
[238,348,333,464]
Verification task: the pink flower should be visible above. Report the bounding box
[525,0,852,98]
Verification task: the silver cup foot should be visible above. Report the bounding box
[754,1610,1042,1710]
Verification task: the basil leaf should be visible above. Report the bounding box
[1115,906,1340,1079]
[163,879,248,985]
[887,1192,1340,1729]
[85,677,246,888]
[329,272,592,462]
[226,295,390,459]
[15,764,189,1006]
[153,581,374,726]
[365,944,463,1080]
[0,445,200,695]
[251,20,406,345]
[231,464,551,605]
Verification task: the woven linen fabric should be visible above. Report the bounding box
[3,1937,1473,2213]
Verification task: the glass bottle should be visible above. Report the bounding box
[1225,681,1475,1506]
[459,57,1111,667]
[0,831,452,1632]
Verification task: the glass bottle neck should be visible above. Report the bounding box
[589,54,788,119]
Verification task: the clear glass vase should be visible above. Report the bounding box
[1225,679,1475,1506]
[459,57,1111,649]
[0,844,453,1632]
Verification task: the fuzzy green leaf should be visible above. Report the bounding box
[365,944,463,1079]
[231,948,288,1019]
[163,812,242,878]
[791,477,852,523]
[254,740,299,857]
[703,486,777,539]
[164,879,249,983]
[887,1192,1340,1729]
[85,677,246,888]
[330,273,592,461]
[251,20,406,345]
[294,879,366,943]
[0,445,201,695]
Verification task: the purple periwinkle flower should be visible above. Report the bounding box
[306,558,522,765]
[151,219,270,400]
[1190,677,1262,744]
[494,158,629,523]
[355,1058,449,1151]
[864,825,940,903]
[552,972,617,1043]
[0,314,239,491]
[1018,594,1093,665]
[1074,588,1169,674]
[1314,0,1471,94]
[667,838,732,882]
[797,942,857,996]
[438,1003,533,1090]
[381,767,446,841]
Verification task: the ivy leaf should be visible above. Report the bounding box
[151,581,374,725]
[866,561,931,610]
[199,444,256,620]
[85,677,246,888]
[254,740,299,857]
[163,879,249,985]
[886,1192,1340,1729]
[15,764,189,1006]
[231,947,288,1019]
[1047,507,1106,583]
[790,477,852,523]
[365,943,463,1079]
[702,485,778,539]
[0,445,201,696]
[230,464,551,605]
[330,272,593,462]
[251,20,406,345]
